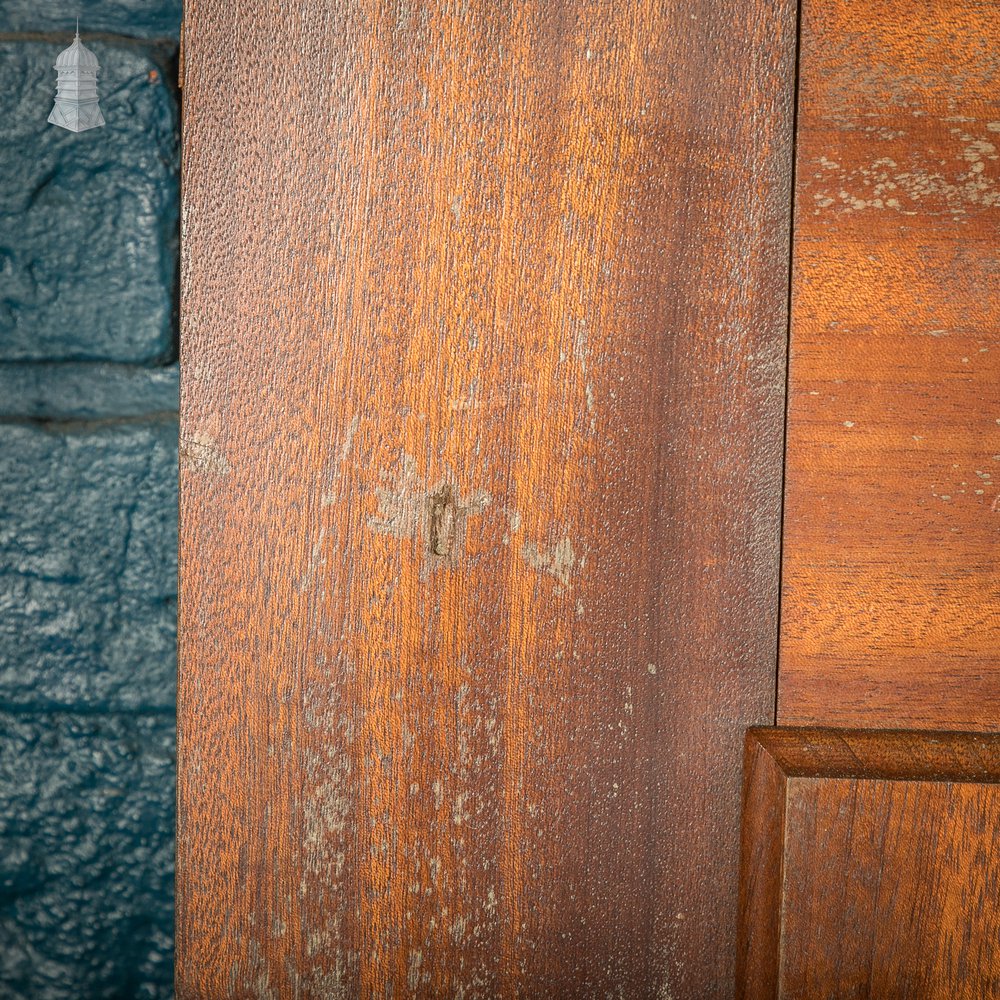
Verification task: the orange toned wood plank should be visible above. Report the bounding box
[779,0,1000,730]
[176,2,797,996]
[738,727,1000,999]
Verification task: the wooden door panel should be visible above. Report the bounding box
[779,0,1000,730]
[738,728,1000,999]
[741,7,1000,995]
[177,1,797,996]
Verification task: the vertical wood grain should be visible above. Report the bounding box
[780,0,1000,730]
[782,778,1000,999]
[177,3,797,996]
[736,734,787,999]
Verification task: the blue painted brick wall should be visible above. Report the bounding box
[0,40,178,362]
[0,8,179,997]
[5,2,182,40]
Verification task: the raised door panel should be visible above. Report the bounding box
[738,728,1000,999]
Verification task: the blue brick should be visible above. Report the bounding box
[0,710,174,1000]
[0,420,177,710]
[0,40,179,362]
[4,3,181,41]
[0,362,178,420]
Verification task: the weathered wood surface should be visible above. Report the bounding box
[177,3,797,996]
[738,727,1000,999]
[779,0,1000,730]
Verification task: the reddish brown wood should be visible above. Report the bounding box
[739,727,1000,1000]
[779,0,1000,731]
[736,733,787,997]
[177,3,797,996]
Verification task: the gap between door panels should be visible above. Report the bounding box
[772,0,805,727]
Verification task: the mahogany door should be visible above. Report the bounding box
[177,1,999,998]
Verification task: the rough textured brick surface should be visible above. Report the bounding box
[3,1,182,42]
[0,40,179,362]
[0,363,178,420]
[2,17,179,996]
[0,711,174,1000]
[0,420,177,710]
